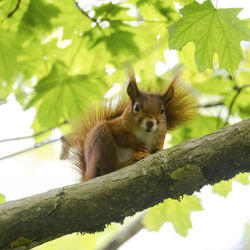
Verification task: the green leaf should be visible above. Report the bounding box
[0,0,16,19]
[192,76,234,95]
[26,61,108,129]
[93,30,140,57]
[144,195,202,236]
[213,180,232,197]
[52,31,112,77]
[223,87,250,116]
[168,0,250,74]
[234,173,250,186]
[0,0,30,31]
[32,223,123,250]
[135,0,178,23]
[0,29,19,85]
[236,69,250,86]
[239,104,250,119]
[176,0,194,5]
[32,233,99,250]
[94,3,129,19]
[170,115,223,146]
[0,81,13,103]
[51,0,92,39]
[0,193,6,204]
[118,22,168,78]
[178,42,197,70]
[18,36,63,80]
[19,0,60,35]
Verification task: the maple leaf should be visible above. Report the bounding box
[144,195,202,236]
[168,0,250,74]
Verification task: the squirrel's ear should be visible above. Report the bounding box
[162,74,179,104]
[127,69,141,101]
[127,81,141,102]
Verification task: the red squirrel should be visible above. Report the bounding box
[61,71,197,182]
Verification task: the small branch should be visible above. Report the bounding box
[98,213,145,250]
[0,121,68,143]
[72,0,98,23]
[108,18,168,24]
[7,0,21,18]
[223,84,250,127]
[72,0,166,25]
[0,138,62,161]
[200,101,224,108]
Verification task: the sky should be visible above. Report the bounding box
[0,0,250,249]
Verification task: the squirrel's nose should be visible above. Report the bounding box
[146,121,154,130]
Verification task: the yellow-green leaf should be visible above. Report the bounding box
[234,173,250,186]
[144,195,202,236]
[0,193,6,204]
[213,180,232,197]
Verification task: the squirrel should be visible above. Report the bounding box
[61,70,198,182]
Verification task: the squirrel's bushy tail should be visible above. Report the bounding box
[60,96,129,178]
[164,83,198,131]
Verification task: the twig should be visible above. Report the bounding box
[201,101,224,108]
[72,0,167,25]
[98,213,145,250]
[107,18,168,24]
[223,84,250,127]
[0,121,68,143]
[0,138,62,161]
[72,0,98,23]
[7,0,21,18]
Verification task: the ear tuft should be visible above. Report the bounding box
[162,73,179,104]
[127,66,136,85]
[127,81,141,102]
[126,67,141,101]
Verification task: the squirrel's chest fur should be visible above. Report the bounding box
[134,130,156,151]
[117,130,156,163]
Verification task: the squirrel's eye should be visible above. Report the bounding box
[160,107,165,114]
[134,103,140,112]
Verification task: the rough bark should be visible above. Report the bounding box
[0,118,250,250]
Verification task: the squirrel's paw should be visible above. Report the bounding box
[133,151,150,162]
[136,144,148,152]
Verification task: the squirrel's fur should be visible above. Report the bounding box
[61,72,198,181]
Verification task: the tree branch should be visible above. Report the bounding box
[0,118,250,249]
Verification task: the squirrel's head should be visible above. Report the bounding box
[126,72,176,133]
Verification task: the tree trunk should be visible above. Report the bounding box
[0,118,250,250]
